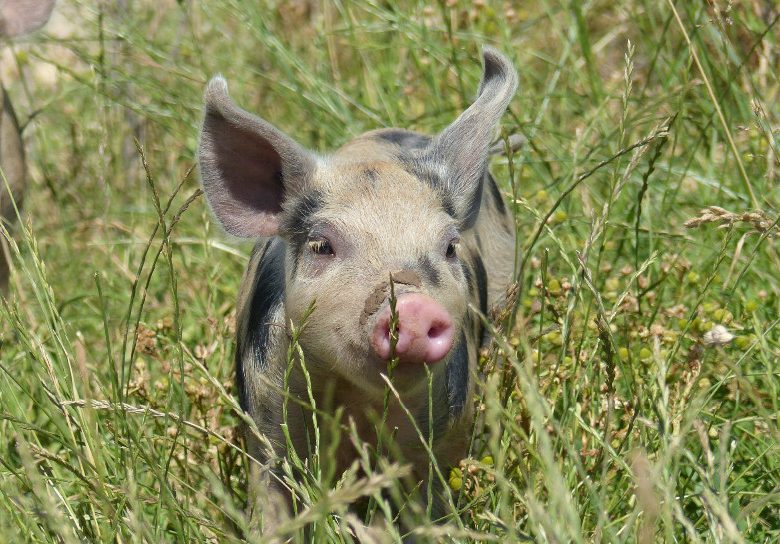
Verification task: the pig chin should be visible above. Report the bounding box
[337,347,452,399]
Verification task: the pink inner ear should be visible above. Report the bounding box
[213,123,285,216]
[201,110,290,238]
[199,76,316,238]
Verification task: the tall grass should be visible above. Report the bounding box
[1,1,778,542]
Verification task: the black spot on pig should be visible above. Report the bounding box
[446,332,470,420]
[486,172,507,215]
[473,254,488,316]
[362,168,379,185]
[281,189,325,274]
[237,239,285,411]
[374,129,431,150]
[460,175,484,230]
[418,255,441,287]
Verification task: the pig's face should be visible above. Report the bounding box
[280,159,470,394]
[198,47,517,396]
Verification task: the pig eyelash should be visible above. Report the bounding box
[445,239,459,260]
[308,238,334,256]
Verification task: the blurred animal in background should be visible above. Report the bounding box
[0,0,56,292]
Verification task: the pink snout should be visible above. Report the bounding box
[370,294,455,364]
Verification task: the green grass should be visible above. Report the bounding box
[1,0,778,541]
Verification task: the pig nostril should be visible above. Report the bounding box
[385,322,398,339]
[428,323,447,340]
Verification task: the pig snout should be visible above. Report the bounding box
[370,294,454,364]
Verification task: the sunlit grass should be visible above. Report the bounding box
[0,1,778,542]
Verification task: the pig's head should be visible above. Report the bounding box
[199,47,517,395]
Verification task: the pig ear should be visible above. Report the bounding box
[0,0,56,38]
[198,77,316,238]
[428,47,517,225]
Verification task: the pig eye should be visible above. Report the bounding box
[445,239,459,260]
[309,238,334,256]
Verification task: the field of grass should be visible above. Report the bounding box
[1,0,778,542]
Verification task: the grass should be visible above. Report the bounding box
[1,0,778,541]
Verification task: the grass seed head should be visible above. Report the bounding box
[702,324,736,346]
